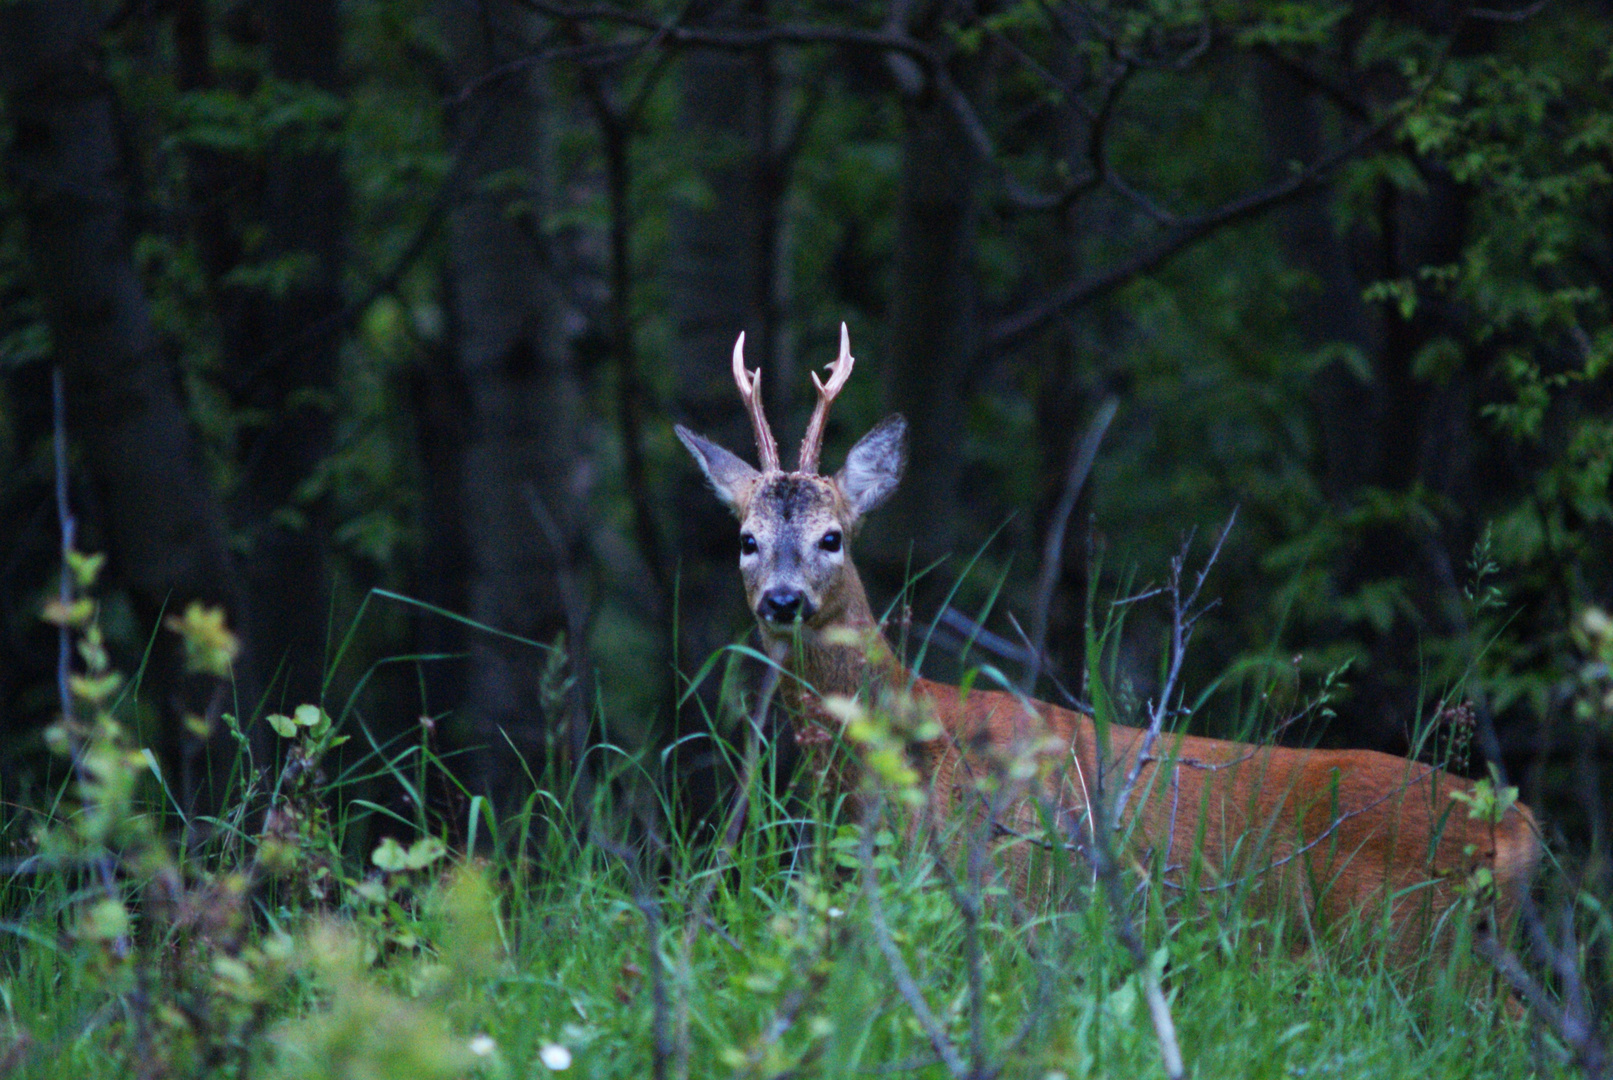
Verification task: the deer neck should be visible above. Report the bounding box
[772,563,904,718]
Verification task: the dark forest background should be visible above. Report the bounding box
[0,0,1609,858]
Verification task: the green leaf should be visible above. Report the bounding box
[65,550,106,590]
[372,837,410,872]
[79,897,130,943]
[294,704,332,739]
[401,836,448,870]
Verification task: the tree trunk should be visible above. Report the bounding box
[0,0,245,810]
[224,0,344,715]
[878,69,981,588]
[1257,60,1376,503]
[1259,55,1473,754]
[169,0,343,750]
[438,2,588,804]
[669,33,780,726]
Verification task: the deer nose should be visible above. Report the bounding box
[757,588,813,624]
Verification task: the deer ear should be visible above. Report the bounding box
[837,414,906,518]
[676,425,760,516]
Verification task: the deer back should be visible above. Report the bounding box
[901,676,1541,963]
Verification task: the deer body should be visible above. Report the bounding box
[677,328,1541,966]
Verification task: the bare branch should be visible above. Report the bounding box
[1153,765,1439,894]
[881,0,926,97]
[51,367,127,954]
[928,63,1100,213]
[1254,45,1372,121]
[1109,510,1236,833]
[1463,0,1552,22]
[1024,397,1118,692]
[939,605,1034,668]
[1477,916,1610,1080]
[592,825,674,1080]
[518,0,941,66]
[1112,585,1167,607]
[1105,167,1181,226]
[859,796,970,1080]
[528,0,1111,214]
[1039,775,1185,1079]
[983,106,1404,356]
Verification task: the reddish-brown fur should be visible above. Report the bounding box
[677,329,1541,968]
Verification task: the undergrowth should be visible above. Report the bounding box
[0,740,1547,1080]
[0,549,1592,1079]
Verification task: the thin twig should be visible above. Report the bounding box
[1005,612,1092,714]
[1477,916,1608,1080]
[1024,398,1118,692]
[1465,668,1611,1075]
[926,791,1059,1071]
[1463,0,1552,22]
[51,367,127,955]
[1049,774,1184,1079]
[53,367,75,732]
[859,794,970,1080]
[929,608,1092,714]
[745,919,849,1077]
[923,786,1017,1079]
[592,826,674,1080]
[518,0,941,65]
[1109,511,1236,832]
[669,660,779,1079]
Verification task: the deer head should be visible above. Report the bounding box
[675,325,907,645]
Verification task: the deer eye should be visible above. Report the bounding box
[819,530,842,553]
[740,533,759,556]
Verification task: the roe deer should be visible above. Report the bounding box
[675,326,1541,966]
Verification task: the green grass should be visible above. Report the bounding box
[0,724,1548,1080]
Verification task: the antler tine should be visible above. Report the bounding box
[797,322,856,474]
[731,332,781,471]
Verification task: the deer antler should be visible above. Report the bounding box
[797,323,855,474]
[731,332,781,472]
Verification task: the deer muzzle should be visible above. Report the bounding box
[757,587,814,626]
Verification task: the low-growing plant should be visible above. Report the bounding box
[21,546,293,1078]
